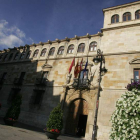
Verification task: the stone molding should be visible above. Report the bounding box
[102,23,140,31]
[103,1,140,12]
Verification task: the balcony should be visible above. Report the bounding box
[35,78,47,86]
[131,79,140,83]
[0,78,5,85]
[72,78,90,89]
[13,78,24,85]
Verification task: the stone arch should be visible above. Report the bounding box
[63,93,95,138]
[66,93,93,110]
[65,98,88,136]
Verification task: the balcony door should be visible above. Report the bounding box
[79,70,88,86]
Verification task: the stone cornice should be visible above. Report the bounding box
[0,33,101,52]
[103,1,140,13]
[101,23,140,31]
[1,50,140,65]
[36,33,100,46]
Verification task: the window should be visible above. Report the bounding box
[1,72,7,80]
[67,44,74,54]
[58,46,64,55]
[49,47,55,56]
[20,52,25,59]
[89,42,97,52]
[42,71,48,79]
[33,49,39,58]
[7,89,19,104]
[0,55,3,61]
[78,43,85,53]
[135,10,140,19]
[123,12,131,21]
[14,72,25,85]
[134,69,140,81]
[3,54,8,61]
[79,70,88,79]
[0,72,7,84]
[111,14,119,23]
[14,52,19,60]
[26,51,31,59]
[8,53,13,61]
[19,72,26,80]
[79,70,88,86]
[40,48,47,57]
[34,91,44,105]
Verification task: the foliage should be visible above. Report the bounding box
[110,88,140,140]
[46,104,63,132]
[5,94,22,120]
[127,81,140,91]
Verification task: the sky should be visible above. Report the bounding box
[0,0,137,50]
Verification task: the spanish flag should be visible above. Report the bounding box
[74,59,79,78]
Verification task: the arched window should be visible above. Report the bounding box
[20,52,25,59]
[49,47,55,56]
[0,55,3,61]
[26,51,31,59]
[123,12,131,21]
[77,43,85,53]
[89,42,97,52]
[67,44,74,54]
[111,14,119,23]
[8,53,13,61]
[57,46,64,55]
[33,49,39,58]
[3,54,8,61]
[14,52,19,60]
[135,10,140,19]
[40,48,47,57]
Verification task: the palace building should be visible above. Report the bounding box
[0,1,140,139]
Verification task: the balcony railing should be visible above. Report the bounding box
[13,78,24,85]
[131,79,140,83]
[35,78,47,85]
[72,78,90,89]
[0,78,4,85]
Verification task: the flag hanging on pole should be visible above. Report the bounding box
[84,57,88,73]
[69,57,75,73]
[78,58,83,73]
[74,59,79,78]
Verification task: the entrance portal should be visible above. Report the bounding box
[65,99,88,137]
[77,115,87,136]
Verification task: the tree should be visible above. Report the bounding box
[46,103,63,132]
[5,94,22,120]
[110,87,140,140]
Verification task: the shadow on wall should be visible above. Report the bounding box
[0,45,61,129]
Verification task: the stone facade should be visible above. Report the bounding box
[0,1,140,140]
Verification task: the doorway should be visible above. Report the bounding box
[65,99,88,137]
[76,115,88,137]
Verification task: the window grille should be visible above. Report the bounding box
[78,43,85,53]
[123,12,131,21]
[58,46,64,55]
[49,47,55,56]
[89,42,97,52]
[40,48,47,57]
[67,44,74,54]
[33,49,39,58]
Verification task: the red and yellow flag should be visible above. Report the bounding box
[74,59,79,78]
[78,58,83,73]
